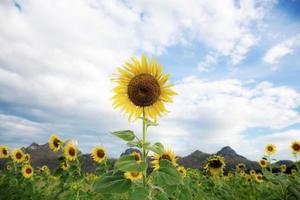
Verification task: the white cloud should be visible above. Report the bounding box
[197,52,218,72]
[263,33,300,64]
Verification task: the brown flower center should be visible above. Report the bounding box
[132,154,140,161]
[16,152,22,159]
[209,159,223,168]
[260,160,266,165]
[131,172,139,177]
[53,138,60,148]
[97,149,105,158]
[160,154,172,162]
[267,146,273,151]
[2,149,7,155]
[26,168,32,174]
[69,148,75,156]
[293,143,300,151]
[127,73,160,106]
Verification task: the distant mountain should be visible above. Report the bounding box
[0,143,296,173]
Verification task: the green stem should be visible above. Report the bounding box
[268,156,272,174]
[142,108,147,187]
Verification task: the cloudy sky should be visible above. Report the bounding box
[1,0,300,161]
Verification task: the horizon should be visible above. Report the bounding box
[1,0,300,162]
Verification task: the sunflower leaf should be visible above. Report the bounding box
[93,172,132,194]
[114,155,147,172]
[146,142,164,155]
[111,130,135,142]
[152,160,182,186]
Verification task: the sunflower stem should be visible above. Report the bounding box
[142,108,147,188]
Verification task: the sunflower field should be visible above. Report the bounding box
[1,55,300,200]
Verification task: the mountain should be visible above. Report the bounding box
[0,143,295,173]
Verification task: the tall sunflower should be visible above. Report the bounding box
[22,164,34,178]
[12,148,25,163]
[49,134,62,152]
[265,144,276,155]
[64,144,78,161]
[112,54,177,121]
[204,155,225,176]
[124,171,143,182]
[151,149,177,170]
[290,141,300,155]
[0,145,10,158]
[255,173,263,183]
[91,146,107,163]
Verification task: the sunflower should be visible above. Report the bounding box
[291,169,297,176]
[124,171,143,182]
[130,151,142,163]
[250,170,256,176]
[256,173,263,183]
[151,149,177,170]
[22,164,34,178]
[280,164,287,173]
[49,134,62,152]
[204,155,225,176]
[91,146,107,163]
[64,144,78,161]
[39,165,50,174]
[259,158,268,168]
[24,153,31,163]
[177,166,187,176]
[236,163,246,172]
[112,54,177,121]
[290,141,300,155]
[0,145,10,158]
[6,164,12,171]
[265,144,276,155]
[12,148,25,163]
[61,161,69,171]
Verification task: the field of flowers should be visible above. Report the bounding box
[1,55,300,200]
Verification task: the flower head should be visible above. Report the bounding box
[290,141,300,155]
[112,54,177,121]
[12,148,25,163]
[49,134,62,152]
[265,144,276,155]
[0,145,10,158]
[22,164,33,178]
[91,146,107,163]
[151,149,177,170]
[64,144,78,161]
[124,171,143,182]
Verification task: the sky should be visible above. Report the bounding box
[0,0,300,161]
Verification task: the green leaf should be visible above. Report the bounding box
[152,160,182,186]
[111,130,135,142]
[94,172,132,194]
[128,187,148,200]
[146,142,164,155]
[127,141,141,147]
[114,155,147,172]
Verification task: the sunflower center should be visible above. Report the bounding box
[293,143,300,151]
[133,154,140,161]
[160,154,172,162]
[2,149,7,155]
[26,168,32,174]
[127,73,160,107]
[97,149,105,158]
[260,160,266,165]
[267,146,273,151]
[16,152,22,159]
[69,148,75,156]
[53,138,60,148]
[209,159,222,168]
[131,172,139,177]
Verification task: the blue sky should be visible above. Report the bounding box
[0,0,300,161]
